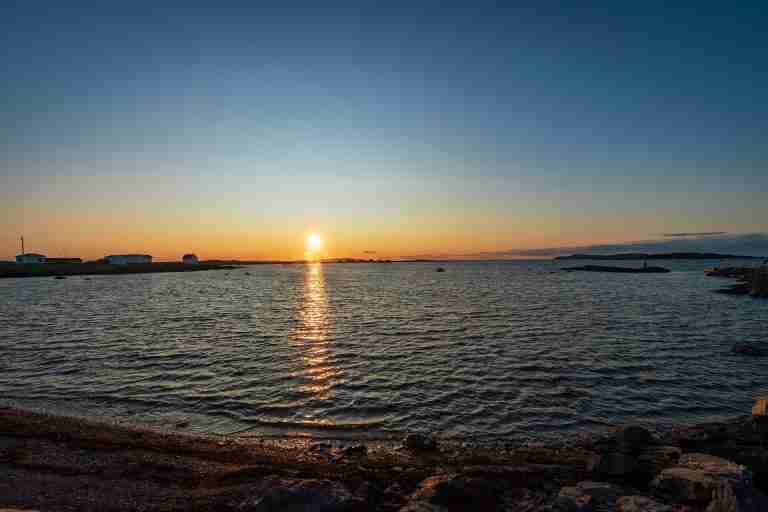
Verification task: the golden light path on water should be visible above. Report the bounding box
[292,263,343,409]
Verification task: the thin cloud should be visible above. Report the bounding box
[662,232,727,237]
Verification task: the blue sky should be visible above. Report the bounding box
[1,2,766,259]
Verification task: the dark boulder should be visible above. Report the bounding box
[403,434,438,452]
[399,474,503,511]
[617,425,655,450]
[595,452,639,478]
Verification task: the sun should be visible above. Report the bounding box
[307,233,322,252]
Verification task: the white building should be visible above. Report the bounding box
[105,254,152,265]
[16,253,47,264]
[182,254,199,264]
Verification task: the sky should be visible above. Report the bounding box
[1,2,766,260]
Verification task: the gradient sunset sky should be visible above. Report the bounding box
[2,3,766,260]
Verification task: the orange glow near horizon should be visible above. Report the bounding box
[1,197,750,261]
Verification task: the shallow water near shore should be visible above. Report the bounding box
[1,260,766,442]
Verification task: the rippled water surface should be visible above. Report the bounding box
[1,261,766,441]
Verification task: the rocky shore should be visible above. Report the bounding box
[1,406,767,511]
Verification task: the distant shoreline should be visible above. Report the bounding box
[0,262,236,279]
[554,252,762,261]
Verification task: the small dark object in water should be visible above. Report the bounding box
[435,267,446,272]
[562,265,670,274]
[732,343,767,357]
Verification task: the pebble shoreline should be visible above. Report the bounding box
[1,406,767,511]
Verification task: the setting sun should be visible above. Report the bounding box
[307,233,322,252]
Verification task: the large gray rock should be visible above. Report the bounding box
[239,478,362,512]
[616,495,671,512]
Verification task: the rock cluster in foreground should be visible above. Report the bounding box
[1,407,768,511]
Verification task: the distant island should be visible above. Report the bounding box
[554,252,761,261]
[562,264,671,274]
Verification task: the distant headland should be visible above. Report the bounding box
[554,252,761,261]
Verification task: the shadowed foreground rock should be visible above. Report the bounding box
[1,407,767,511]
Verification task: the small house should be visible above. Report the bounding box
[182,254,199,265]
[16,253,47,264]
[105,254,152,265]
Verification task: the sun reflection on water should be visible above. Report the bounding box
[292,263,342,401]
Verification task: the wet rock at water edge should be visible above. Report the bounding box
[403,433,438,452]
[732,344,767,357]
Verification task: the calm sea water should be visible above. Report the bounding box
[1,260,766,442]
